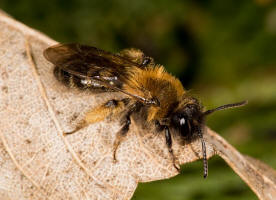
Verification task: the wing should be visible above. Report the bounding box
[44,43,158,105]
[44,43,143,89]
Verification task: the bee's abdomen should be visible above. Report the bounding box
[53,66,111,92]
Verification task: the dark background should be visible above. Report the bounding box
[1,0,276,199]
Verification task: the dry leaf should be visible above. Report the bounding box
[206,128,276,200]
[0,10,275,200]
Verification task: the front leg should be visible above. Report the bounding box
[164,126,180,172]
[155,121,180,172]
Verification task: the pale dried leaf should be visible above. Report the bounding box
[206,128,276,200]
[0,10,275,200]
[0,11,215,200]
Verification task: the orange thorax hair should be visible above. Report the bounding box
[124,66,186,121]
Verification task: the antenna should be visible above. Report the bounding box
[198,126,208,178]
[203,100,248,116]
[199,100,248,178]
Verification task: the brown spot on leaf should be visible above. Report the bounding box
[71,113,79,122]
[1,71,8,79]
[21,51,27,58]
[25,139,31,144]
[1,86,8,93]
[56,110,62,115]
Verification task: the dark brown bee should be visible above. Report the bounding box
[44,43,247,178]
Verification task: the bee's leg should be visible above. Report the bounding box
[64,119,87,135]
[164,126,180,172]
[64,98,130,136]
[119,48,154,67]
[112,102,141,162]
[112,114,131,162]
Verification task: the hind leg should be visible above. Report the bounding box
[64,98,129,135]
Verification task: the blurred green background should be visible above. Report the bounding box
[1,0,276,199]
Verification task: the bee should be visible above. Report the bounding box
[44,43,247,178]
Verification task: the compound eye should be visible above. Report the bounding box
[180,117,186,125]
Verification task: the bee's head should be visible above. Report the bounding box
[172,102,202,137]
[172,97,203,133]
[171,99,248,178]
